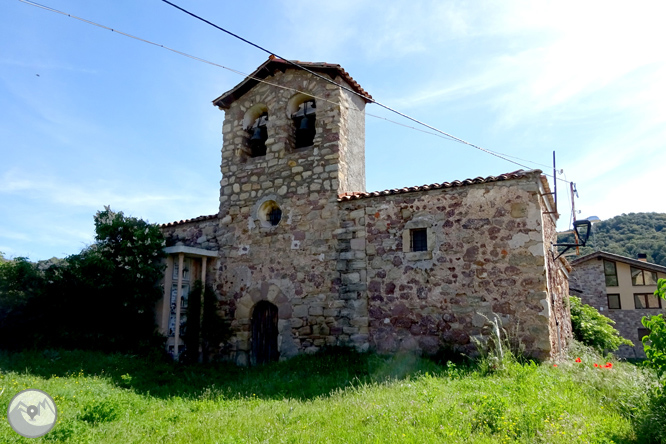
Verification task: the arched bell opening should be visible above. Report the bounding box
[287,94,316,149]
[251,300,279,365]
[242,103,269,158]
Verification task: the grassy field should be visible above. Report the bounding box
[0,347,657,443]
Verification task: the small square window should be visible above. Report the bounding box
[607,294,621,309]
[410,228,427,252]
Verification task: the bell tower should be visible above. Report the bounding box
[211,58,372,363]
[212,57,371,200]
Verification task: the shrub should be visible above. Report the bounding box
[642,314,666,378]
[79,398,121,425]
[0,257,45,325]
[0,207,166,353]
[635,278,666,443]
[569,295,632,353]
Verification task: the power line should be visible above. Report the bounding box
[18,0,569,182]
[160,0,564,178]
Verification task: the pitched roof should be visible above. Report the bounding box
[212,57,373,109]
[160,171,553,226]
[571,251,666,274]
[338,170,542,201]
[160,214,218,228]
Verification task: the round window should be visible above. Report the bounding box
[259,200,282,227]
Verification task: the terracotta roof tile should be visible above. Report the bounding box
[160,214,218,228]
[338,170,539,201]
[213,57,372,109]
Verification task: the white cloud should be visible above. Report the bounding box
[0,169,217,222]
[382,1,666,126]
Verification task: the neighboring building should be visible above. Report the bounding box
[570,251,666,358]
[156,57,572,365]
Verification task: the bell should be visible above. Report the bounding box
[249,125,267,156]
[250,126,265,141]
[295,116,315,148]
[298,116,312,131]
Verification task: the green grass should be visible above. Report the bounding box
[0,347,657,443]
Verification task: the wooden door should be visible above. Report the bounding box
[251,301,279,365]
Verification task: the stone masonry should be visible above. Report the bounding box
[159,58,572,364]
[570,254,666,358]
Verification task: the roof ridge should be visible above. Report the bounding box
[160,213,218,228]
[212,57,372,109]
[338,170,538,201]
[571,250,666,272]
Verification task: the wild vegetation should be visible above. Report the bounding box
[0,207,166,353]
[3,210,666,442]
[0,345,662,444]
[569,296,632,353]
[557,212,666,266]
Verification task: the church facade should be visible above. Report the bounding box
[157,57,571,365]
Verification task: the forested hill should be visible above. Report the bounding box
[557,212,666,266]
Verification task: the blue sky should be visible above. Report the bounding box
[2,0,665,260]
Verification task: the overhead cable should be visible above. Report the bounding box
[18,0,568,182]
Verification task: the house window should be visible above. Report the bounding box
[607,293,621,309]
[604,260,618,287]
[631,267,658,286]
[292,99,316,148]
[410,228,428,252]
[638,327,651,341]
[247,113,269,157]
[634,293,662,309]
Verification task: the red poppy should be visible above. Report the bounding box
[553,364,558,367]
[604,362,613,369]
[575,357,582,363]
[594,363,600,368]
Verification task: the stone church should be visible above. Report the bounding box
[157,57,572,365]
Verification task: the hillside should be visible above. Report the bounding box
[557,212,666,266]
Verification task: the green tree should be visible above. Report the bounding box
[557,212,666,266]
[0,257,45,332]
[569,295,633,352]
[0,207,167,353]
[643,279,666,377]
[636,279,666,443]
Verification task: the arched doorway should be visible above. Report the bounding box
[251,300,279,365]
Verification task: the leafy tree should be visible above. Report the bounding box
[636,279,666,443]
[569,295,633,353]
[0,257,45,333]
[557,212,666,266]
[0,207,166,353]
[643,279,666,377]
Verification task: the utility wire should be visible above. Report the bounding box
[160,0,558,177]
[18,0,568,182]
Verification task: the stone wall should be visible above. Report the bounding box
[569,260,606,305]
[339,172,558,359]
[188,61,570,365]
[215,69,368,365]
[161,216,220,251]
[540,193,573,358]
[569,259,663,358]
